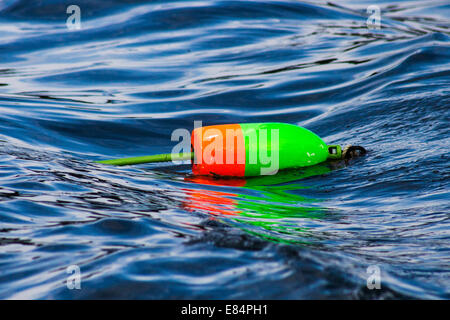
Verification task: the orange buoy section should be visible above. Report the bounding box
[191,123,246,177]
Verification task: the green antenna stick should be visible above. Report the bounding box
[96,152,194,166]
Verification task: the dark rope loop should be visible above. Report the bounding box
[342,145,367,160]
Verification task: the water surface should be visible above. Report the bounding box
[0,0,449,299]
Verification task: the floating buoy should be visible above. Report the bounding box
[96,122,366,177]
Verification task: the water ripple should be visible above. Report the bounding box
[0,0,449,299]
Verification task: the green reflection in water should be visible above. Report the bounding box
[184,164,339,245]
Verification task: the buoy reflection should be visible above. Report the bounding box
[183,164,336,244]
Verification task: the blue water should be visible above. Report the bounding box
[0,0,449,299]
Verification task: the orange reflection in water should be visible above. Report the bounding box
[182,189,240,216]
